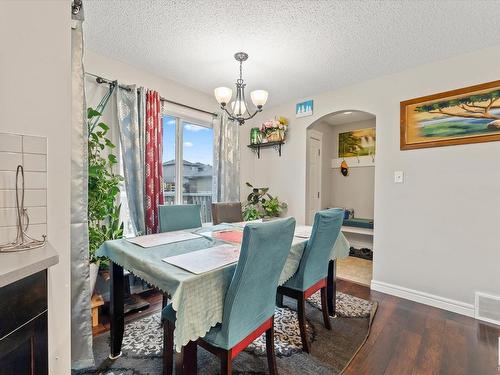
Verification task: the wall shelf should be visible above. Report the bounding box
[331,155,375,169]
[247,141,284,159]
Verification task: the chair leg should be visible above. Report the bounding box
[276,292,284,308]
[320,287,332,330]
[297,296,310,353]
[163,320,174,375]
[173,341,197,375]
[162,293,169,309]
[265,321,278,375]
[220,350,232,375]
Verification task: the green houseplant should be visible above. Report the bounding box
[87,107,124,292]
[242,182,287,220]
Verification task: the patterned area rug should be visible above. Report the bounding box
[75,292,377,375]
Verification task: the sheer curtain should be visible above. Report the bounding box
[116,85,146,235]
[212,112,240,202]
[70,5,94,369]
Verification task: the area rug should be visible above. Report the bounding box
[75,292,377,375]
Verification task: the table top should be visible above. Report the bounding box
[97,222,350,351]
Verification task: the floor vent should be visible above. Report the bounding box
[475,292,500,325]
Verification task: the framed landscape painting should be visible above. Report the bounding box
[338,127,376,157]
[400,80,500,150]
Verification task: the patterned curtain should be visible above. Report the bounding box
[212,112,240,202]
[145,90,164,234]
[116,85,146,235]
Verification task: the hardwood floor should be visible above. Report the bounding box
[93,280,500,375]
[340,279,500,375]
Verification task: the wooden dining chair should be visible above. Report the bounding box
[211,202,243,225]
[162,217,296,375]
[158,204,202,232]
[276,208,344,353]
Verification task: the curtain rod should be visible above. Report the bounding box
[85,72,218,117]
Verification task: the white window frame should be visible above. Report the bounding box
[163,112,212,205]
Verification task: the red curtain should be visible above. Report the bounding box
[145,90,164,234]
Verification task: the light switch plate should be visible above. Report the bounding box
[394,170,404,184]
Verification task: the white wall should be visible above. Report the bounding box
[329,119,375,219]
[85,50,216,117]
[240,44,500,314]
[0,1,72,373]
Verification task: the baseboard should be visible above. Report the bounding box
[371,280,475,317]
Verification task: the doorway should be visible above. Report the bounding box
[305,110,376,287]
[307,130,322,224]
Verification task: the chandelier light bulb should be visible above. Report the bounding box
[250,90,268,108]
[231,100,247,116]
[214,87,233,105]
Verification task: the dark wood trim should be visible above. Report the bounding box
[327,259,337,316]
[265,319,278,375]
[400,79,500,150]
[109,262,124,359]
[320,287,332,330]
[278,278,332,352]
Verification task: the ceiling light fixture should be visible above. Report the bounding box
[214,52,268,125]
[343,111,353,115]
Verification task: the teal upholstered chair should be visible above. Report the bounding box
[277,208,344,353]
[162,217,296,375]
[158,204,202,232]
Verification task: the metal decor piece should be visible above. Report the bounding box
[0,165,46,252]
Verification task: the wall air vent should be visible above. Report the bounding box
[475,292,500,325]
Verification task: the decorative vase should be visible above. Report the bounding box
[89,262,99,296]
[250,128,261,144]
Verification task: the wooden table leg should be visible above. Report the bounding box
[327,259,337,317]
[109,262,124,359]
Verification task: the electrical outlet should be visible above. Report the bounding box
[394,171,404,184]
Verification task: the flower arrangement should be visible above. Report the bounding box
[260,117,288,142]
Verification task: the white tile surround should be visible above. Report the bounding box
[0,132,47,244]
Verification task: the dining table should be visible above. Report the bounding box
[96,221,351,364]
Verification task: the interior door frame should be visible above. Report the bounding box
[307,129,323,225]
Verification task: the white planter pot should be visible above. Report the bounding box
[89,262,99,296]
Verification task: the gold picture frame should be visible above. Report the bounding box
[400,80,500,150]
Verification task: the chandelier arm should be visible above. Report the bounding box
[243,108,263,121]
[240,85,252,117]
[221,105,236,121]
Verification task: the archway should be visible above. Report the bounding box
[305,109,376,287]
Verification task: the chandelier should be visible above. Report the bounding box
[214,52,268,125]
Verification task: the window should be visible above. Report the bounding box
[162,115,214,223]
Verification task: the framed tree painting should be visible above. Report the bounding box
[400,80,500,150]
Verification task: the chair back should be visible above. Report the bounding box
[220,217,296,348]
[158,204,202,232]
[211,202,243,225]
[291,208,344,290]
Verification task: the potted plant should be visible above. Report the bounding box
[242,182,287,220]
[87,107,124,294]
[260,117,288,143]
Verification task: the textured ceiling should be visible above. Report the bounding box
[84,0,500,108]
